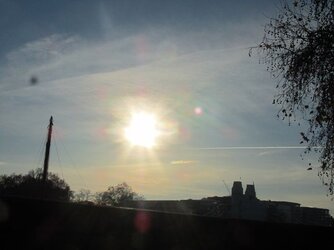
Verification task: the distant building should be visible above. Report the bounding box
[299,206,332,226]
[121,181,332,227]
[230,182,267,221]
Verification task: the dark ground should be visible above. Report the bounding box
[0,196,333,250]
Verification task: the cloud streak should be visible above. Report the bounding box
[170,160,198,165]
[188,146,322,150]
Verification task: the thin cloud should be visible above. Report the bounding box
[170,160,198,165]
[189,146,322,150]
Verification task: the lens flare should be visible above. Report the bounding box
[194,107,203,115]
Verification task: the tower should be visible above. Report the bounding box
[231,181,243,218]
[245,184,256,200]
[231,181,243,198]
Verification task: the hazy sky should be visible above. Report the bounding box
[0,0,332,214]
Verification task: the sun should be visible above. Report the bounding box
[124,112,160,148]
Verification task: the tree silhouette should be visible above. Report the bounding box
[73,188,93,203]
[95,182,144,206]
[253,0,334,194]
[0,169,72,201]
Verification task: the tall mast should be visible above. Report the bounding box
[42,116,53,184]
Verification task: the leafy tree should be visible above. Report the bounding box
[95,182,144,206]
[0,169,73,201]
[73,188,93,202]
[253,0,334,194]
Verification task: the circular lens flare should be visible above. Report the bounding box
[124,112,159,148]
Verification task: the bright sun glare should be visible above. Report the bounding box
[124,112,159,148]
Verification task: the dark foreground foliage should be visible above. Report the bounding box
[95,182,144,206]
[0,169,72,201]
[0,196,333,250]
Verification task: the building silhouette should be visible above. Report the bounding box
[122,181,332,226]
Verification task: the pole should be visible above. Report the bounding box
[42,116,53,185]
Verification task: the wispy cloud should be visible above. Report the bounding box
[170,160,198,165]
[6,34,80,64]
[189,146,321,150]
[0,31,264,140]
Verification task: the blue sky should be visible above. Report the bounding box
[0,0,332,214]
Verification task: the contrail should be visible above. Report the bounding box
[188,146,321,150]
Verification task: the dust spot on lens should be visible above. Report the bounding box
[30,76,38,85]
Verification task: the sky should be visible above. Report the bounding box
[0,0,333,214]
